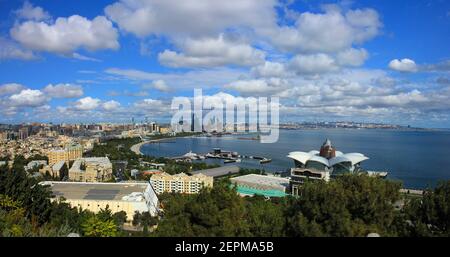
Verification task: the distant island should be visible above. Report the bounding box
[278,121,432,131]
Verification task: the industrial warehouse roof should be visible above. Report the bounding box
[230,174,290,192]
[40,181,150,201]
[190,165,240,178]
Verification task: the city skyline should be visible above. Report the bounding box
[0,0,449,128]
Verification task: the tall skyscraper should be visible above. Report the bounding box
[18,127,29,140]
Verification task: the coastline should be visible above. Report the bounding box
[130,141,149,155]
[130,135,197,155]
[130,138,174,155]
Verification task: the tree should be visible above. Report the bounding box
[132,211,158,235]
[245,195,286,236]
[0,168,53,224]
[403,181,450,236]
[0,194,75,237]
[112,211,127,227]
[285,174,403,237]
[81,216,118,237]
[154,183,251,237]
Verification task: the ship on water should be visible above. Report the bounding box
[287,139,388,196]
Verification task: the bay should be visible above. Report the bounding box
[141,129,450,189]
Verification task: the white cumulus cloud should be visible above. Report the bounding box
[73,97,101,110]
[151,80,171,92]
[0,83,26,95]
[105,0,276,38]
[225,78,288,95]
[336,48,369,66]
[43,83,84,98]
[102,100,121,111]
[9,89,48,107]
[14,1,51,21]
[251,61,289,78]
[263,6,381,53]
[158,34,265,68]
[289,54,339,74]
[388,58,418,72]
[0,37,36,60]
[11,15,119,54]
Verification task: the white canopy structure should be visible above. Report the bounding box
[288,140,385,196]
[287,138,370,176]
[287,151,369,168]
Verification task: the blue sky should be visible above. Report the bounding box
[0,0,449,127]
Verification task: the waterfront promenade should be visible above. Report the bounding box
[130,137,182,155]
[130,141,149,155]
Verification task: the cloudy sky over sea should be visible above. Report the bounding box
[0,0,449,127]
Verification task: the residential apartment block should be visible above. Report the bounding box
[150,172,213,194]
[48,144,83,165]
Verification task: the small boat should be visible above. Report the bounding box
[205,153,217,158]
[224,159,237,163]
[366,171,388,178]
[260,158,272,164]
[183,151,198,159]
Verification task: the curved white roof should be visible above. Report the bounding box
[343,153,369,165]
[288,150,369,167]
[329,156,350,166]
[329,153,369,166]
[308,155,330,167]
[287,151,314,164]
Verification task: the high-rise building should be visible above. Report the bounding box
[18,127,29,140]
[150,122,159,133]
[150,172,213,194]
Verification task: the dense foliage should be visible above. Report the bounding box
[284,175,402,236]
[1,152,450,237]
[154,176,450,237]
[402,181,450,236]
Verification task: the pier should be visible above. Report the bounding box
[170,148,272,164]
